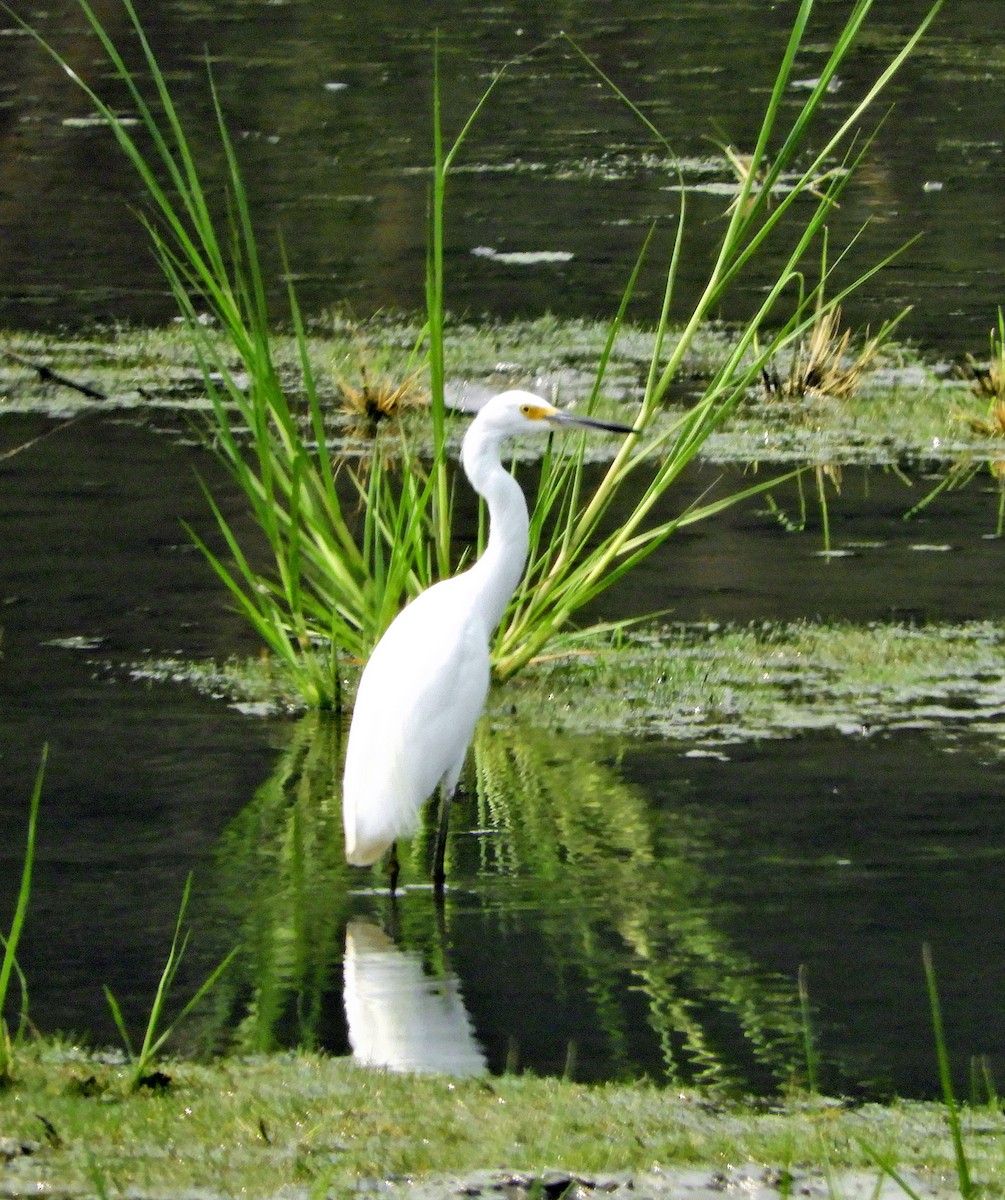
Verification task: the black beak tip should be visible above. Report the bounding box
[553,410,639,435]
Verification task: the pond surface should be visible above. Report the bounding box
[1,0,1004,358]
[1,412,1003,1098]
[2,0,1004,1103]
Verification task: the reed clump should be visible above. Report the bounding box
[12,0,943,704]
[760,304,902,406]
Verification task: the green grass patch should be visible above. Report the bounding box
[2,317,989,469]
[1,1042,1002,1198]
[504,619,1005,749]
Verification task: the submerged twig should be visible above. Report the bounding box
[2,348,108,401]
[0,348,109,461]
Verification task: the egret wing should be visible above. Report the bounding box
[342,579,490,865]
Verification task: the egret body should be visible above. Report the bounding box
[342,389,632,887]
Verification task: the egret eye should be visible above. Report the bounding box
[520,404,532,415]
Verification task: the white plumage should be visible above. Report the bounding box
[341,389,633,885]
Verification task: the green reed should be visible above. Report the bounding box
[837,946,979,1200]
[922,944,975,1198]
[494,5,940,674]
[0,746,45,1084]
[9,0,448,705]
[908,306,1005,538]
[799,951,981,1200]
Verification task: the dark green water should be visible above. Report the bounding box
[1,412,1004,1096]
[1,0,1003,356]
[3,0,1005,1097]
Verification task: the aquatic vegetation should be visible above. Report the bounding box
[332,320,429,433]
[955,394,1005,537]
[336,362,428,430]
[963,307,1005,404]
[721,141,845,220]
[129,616,1005,757]
[908,309,1005,536]
[502,619,1005,752]
[756,239,911,552]
[760,305,906,408]
[0,746,44,1086]
[10,0,944,703]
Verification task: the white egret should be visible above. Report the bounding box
[342,389,634,889]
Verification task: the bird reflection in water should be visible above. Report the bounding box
[342,918,487,1076]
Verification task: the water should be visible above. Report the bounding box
[0,413,276,1038]
[3,0,1005,1097]
[1,0,1004,357]
[2,412,1004,1096]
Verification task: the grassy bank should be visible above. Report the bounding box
[1,1042,1000,1199]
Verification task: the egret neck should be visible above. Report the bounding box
[458,421,530,636]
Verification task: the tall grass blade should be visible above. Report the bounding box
[102,985,135,1060]
[797,965,819,1095]
[852,1136,926,1200]
[922,943,975,1198]
[105,872,238,1089]
[0,745,46,1082]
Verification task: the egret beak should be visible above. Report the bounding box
[546,409,638,435]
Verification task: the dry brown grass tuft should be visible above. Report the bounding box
[956,311,1005,481]
[336,362,428,427]
[760,305,886,405]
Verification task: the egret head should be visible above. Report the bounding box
[474,389,636,438]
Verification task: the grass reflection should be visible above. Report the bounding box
[214,712,350,1052]
[471,724,803,1091]
[211,713,803,1091]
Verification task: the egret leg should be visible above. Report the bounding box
[387,841,400,896]
[385,886,401,939]
[432,785,453,890]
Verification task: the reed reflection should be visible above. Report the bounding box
[467,723,803,1089]
[213,712,351,1053]
[211,711,803,1090]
